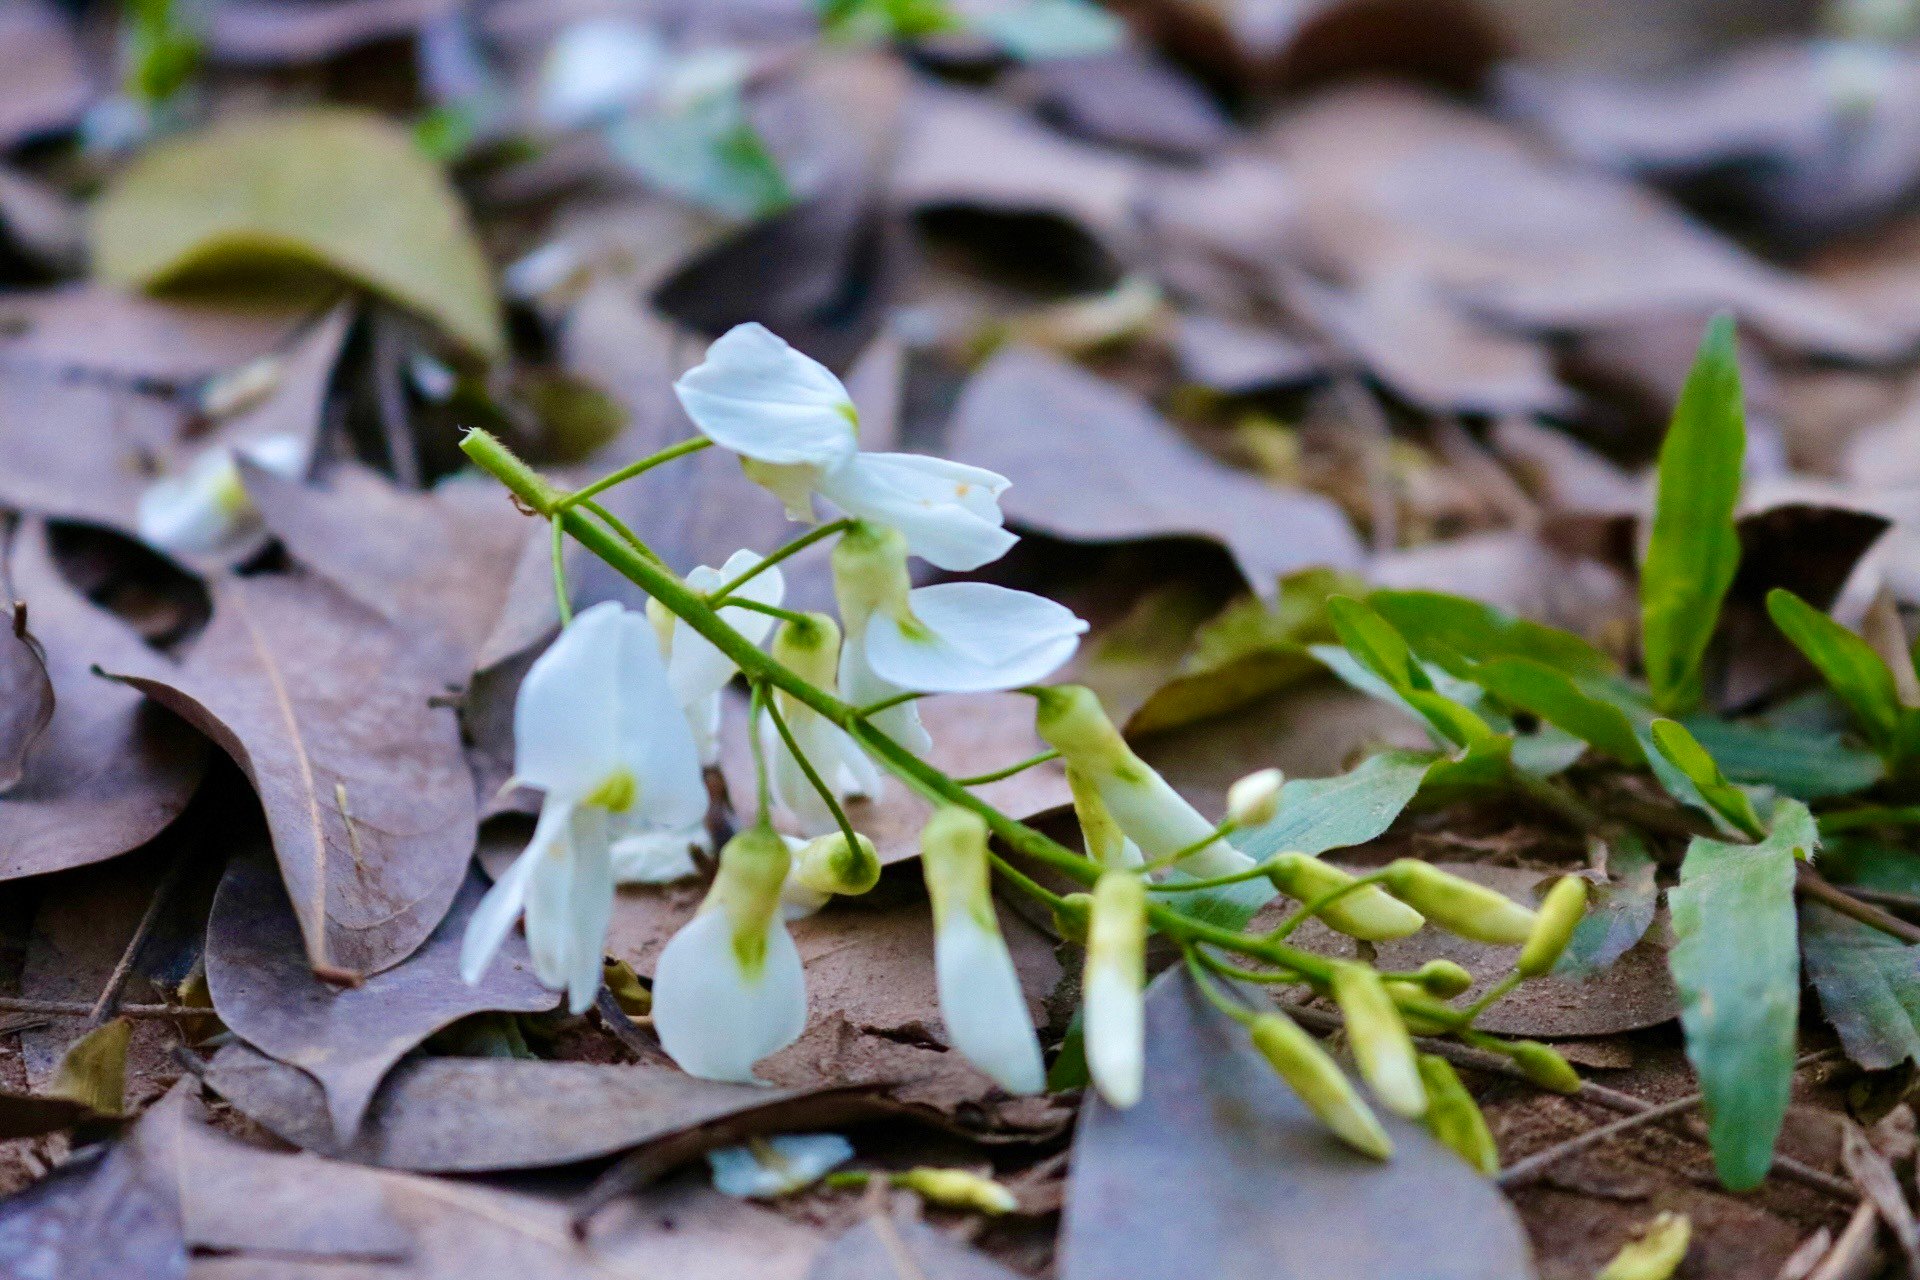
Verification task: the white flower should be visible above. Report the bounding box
[921,808,1046,1095]
[708,1133,853,1198]
[781,831,881,919]
[136,433,305,557]
[536,17,669,129]
[649,549,785,765]
[652,823,808,1082]
[1035,686,1274,926]
[762,613,883,836]
[832,522,1085,740]
[1084,871,1146,1109]
[674,324,1018,572]
[1225,768,1284,828]
[609,822,708,884]
[461,602,708,1013]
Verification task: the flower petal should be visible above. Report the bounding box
[564,806,615,1013]
[537,17,668,129]
[934,916,1045,1095]
[609,608,708,829]
[865,583,1086,693]
[816,453,1017,571]
[514,602,626,799]
[459,802,565,986]
[669,552,784,762]
[653,909,808,1083]
[837,633,932,755]
[610,821,708,884]
[1085,965,1144,1109]
[136,448,251,556]
[708,1133,853,1198]
[674,324,858,467]
[520,805,582,991]
[763,709,878,837]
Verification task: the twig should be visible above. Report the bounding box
[0,997,183,1019]
[593,986,655,1060]
[1807,1199,1884,1280]
[1281,1003,1855,1200]
[88,852,190,1026]
[1497,1093,1704,1187]
[1798,864,1920,945]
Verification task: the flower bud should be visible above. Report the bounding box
[1051,892,1092,943]
[830,520,913,629]
[792,831,880,899]
[1247,1012,1392,1160]
[771,612,842,689]
[1330,962,1427,1118]
[891,1167,1017,1215]
[707,823,793,966]
[1267,853,1424,942]
[1507,1040,1582,1094]
[1413,959,1475,999]
[1067,764,1131,869]
[1417,1054,1498,1175]
[1226,768,1284,827]
[1517,876,1589,979]
[1084,871,1147,1109]
[1597,1212,1691,1280]
[1381,860,1537,945]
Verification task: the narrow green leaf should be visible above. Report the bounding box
[1473,657,1645,763]
[1235,751,1434,861]
[1650,719,1766,840]
[1555,836,1659,980]
[1682,715,1883,802]
[1667,800,1815,1190]
[1370,590,1615,679]
[1766,588,1902,753]
[1641,313,1744,715]
[1325,599,1497,749]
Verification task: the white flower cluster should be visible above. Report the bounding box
[462,323,1094,1092]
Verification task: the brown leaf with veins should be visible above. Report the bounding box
[108,571,475,977]
[0,523,204,881]
[0,595,52,793]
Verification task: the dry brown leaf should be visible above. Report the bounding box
[0,0,88,149]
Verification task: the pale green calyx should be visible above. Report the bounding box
[830,519,913,630]
[792,831,881,898]
[891,1167,1016,1214]
[1329,961,1427,1119]
[1517,876,1589,978]
[1067,763,1130,869]
[1032,685,1134,775]
[771,611,842,688]
[1266,853,1424,941]
[1381,860,1538,945]
[703,823,792,976]
[1248,1011,1392,1160]
[1225,768,1283,827]
[920,806,996,932]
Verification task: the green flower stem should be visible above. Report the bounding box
[762,695,863,857]
[1143,858,1281,893]
[1185,948,1260,1025]
[1137,819,1239,876]
[1267,871,1394,943]
[722,597,817,628]
[708,519,854,605]
[1461,972,1521,1025]
[854,690,926,718]
[747,681,774,825]
[578,498,669,568]
[549,516,572,627]
[459,429,1467,1032]
[1193,949,1307,987]
[553,436,713,511]
[953,750,1061,787]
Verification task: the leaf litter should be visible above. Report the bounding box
[14,0,1920,1276]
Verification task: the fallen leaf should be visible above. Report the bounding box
[0,592,53,792]
[1802,904,1920,1071]
[204,1041,896,1172]
[0,282,319,385]
[0,523,205,881]
[0,0,88,149]
[207,0,460,64]
[205,854,558,1143]
[109,571,477,977]
[947,345,1364,597]
[1058,967,1534,1280]
[92,108,505,359]
[0,1124,185,1275]
[808,1208,1023,1279]
[1021,49,1232,160]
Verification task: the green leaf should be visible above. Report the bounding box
[1326,598,1497,749]
[1766,588,1902,753]
[48,1018,131,1118]
[1555,836,1659,980]
[972,0,1126,60]
[1370,590,1615,679]
[1235,751,1434,861]
[1649,719,1767,840]
[1682,715,1883,802]
[609,97,792,221]
[1473,658,1645,763]
[1802,906,1920,1071]
[1048,1007,1090,1091]
[1667,799,1815,1190]
[92,108,505,359]
[1641,313,1744,715]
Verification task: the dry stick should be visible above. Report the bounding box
[1798,864,1920,946]
[1282,1003,1856,1201]
[0,997,181,1020]
[88,852,191,1026]
[1497,1093,1703,1188]
[1807,1199,1885,1280]
[593,987,656,1060]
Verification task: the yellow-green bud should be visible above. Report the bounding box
[1267,853,1424,942]
[1330,962,1426,1118]
[1085,871,1147,1109]
[1413,959,1475,999]
[1247,1012,1392,1160]
[792,832,881,899]
[705,824,792,973]
[1597,1212,1691,1280]
[770,612,842,689]
[1051,892,1092,943]
[830,521,912,628]
[1417,1054,1498,1175]
[1032,685,1134,774]
[602,958,652,1016]
[1381,860,1538,945]
[1517,876,1589,979]
[1507,1040,1582,1094]
[1067,764,1129,869]
[891,1167,1017,1214]
[920,807,994,932]
[1225,768,1283,827]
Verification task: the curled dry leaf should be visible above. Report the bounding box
[91,108,505,359]
[205,855,558,1144]
[1059,968,1533,1280]
[204,1040,897,1173]
[948,345,1364,597]
[0,523,204,881]
[108,571,476,977]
